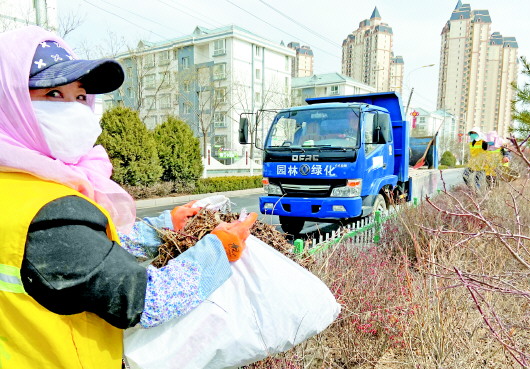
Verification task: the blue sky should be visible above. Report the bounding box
[58,0,530,112]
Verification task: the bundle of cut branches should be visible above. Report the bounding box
[152,208,314,269]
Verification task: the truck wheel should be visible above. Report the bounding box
[372,194,388,215]
[279,216,305,235]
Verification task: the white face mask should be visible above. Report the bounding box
[31,101,102,164]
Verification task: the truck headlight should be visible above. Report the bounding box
[331,179,362,197]
[262,177,283,195]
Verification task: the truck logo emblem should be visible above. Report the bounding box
[299,164,310,175]
[292,154,319,161]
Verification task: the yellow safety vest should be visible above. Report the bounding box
[0,172,123,369]
[468,140,502,175]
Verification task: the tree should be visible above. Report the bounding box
[232,74,288,173]
[97,106,162,186]
[440,150,457,167]
[510,56,530,138]
[176,65,235,158]
[154,115,203,182]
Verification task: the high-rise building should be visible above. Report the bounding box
[287,42,314,77]
[0,0,57,32]
[341,7,404,94]
[437,1,518,137]
[110,25,294,164]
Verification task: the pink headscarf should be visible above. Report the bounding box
[0,26,135,233]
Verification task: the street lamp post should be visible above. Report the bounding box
[404,64,435,117]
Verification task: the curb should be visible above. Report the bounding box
[135,187,264,209]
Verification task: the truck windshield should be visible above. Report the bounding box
[265,107,360,149]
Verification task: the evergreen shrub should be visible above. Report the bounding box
[97,106,162,186]
[440,150,457,167]
[154,116,203,182]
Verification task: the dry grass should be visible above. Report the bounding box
[244,155,529,368]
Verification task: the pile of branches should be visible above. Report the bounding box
[152,208,314,269]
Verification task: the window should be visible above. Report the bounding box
[183,81,191,92]
[214,88,227,103]
[144,53,155,68]
[144,96,155,109]
[255,68,261,80]
[126,87,135,99]
[255,46,261,57]
[159,50,170,65]
[213,39,226,56]
[126,67,133,79]
[364,112,377,155]
[181,56,190,70]
[214,135,227,147]
[330,85,339,95]
[213,63,226,80]
[160,94,171,109]
[214,112,227,128]
[144,74,156,89]
[182,103,191,114]
[255,91,261,103]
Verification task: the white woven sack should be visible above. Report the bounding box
[124,235,340,369]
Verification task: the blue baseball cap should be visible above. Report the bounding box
[29,40,124,94]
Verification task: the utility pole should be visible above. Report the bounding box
[405,87,414,117]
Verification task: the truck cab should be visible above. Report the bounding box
[242,92,409,234]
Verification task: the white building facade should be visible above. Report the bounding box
[341,7,404,94]
[111,25,294,164]
[437,1,518,138]
[0,0,57,32]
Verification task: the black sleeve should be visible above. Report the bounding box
[482,141,489,150]
[21,195,147,329]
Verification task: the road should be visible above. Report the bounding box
[136,168,465,236]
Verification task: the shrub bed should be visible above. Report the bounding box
[124,175,262,200]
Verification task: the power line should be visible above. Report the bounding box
[156,0,221,30]
[224,0,340,61]
[80,0,167,40]
[257,0,340,49]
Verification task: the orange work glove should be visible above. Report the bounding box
[502,156,510,164]
[211,212,258,262]
[171,201,200,231]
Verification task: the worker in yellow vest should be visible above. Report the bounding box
[463,127,510,188]
[0,26,256,369]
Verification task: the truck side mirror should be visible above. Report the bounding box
[239,117,249,144]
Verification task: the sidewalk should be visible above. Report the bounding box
[135,187,264,209]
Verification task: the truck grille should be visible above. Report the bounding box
[275,179,345,197]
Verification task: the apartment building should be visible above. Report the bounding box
[110,25,294,163]
[0,0,57,32]
[291,73,375,106]
[287,41,314,77]
[437,1,518,137]
[341,7,404,94]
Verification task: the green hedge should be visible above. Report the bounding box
[193,175,262,194]
[125,175,263,199]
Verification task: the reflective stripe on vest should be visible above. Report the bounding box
[0,264,25,294]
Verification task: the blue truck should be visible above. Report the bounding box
[240,92,417,235]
